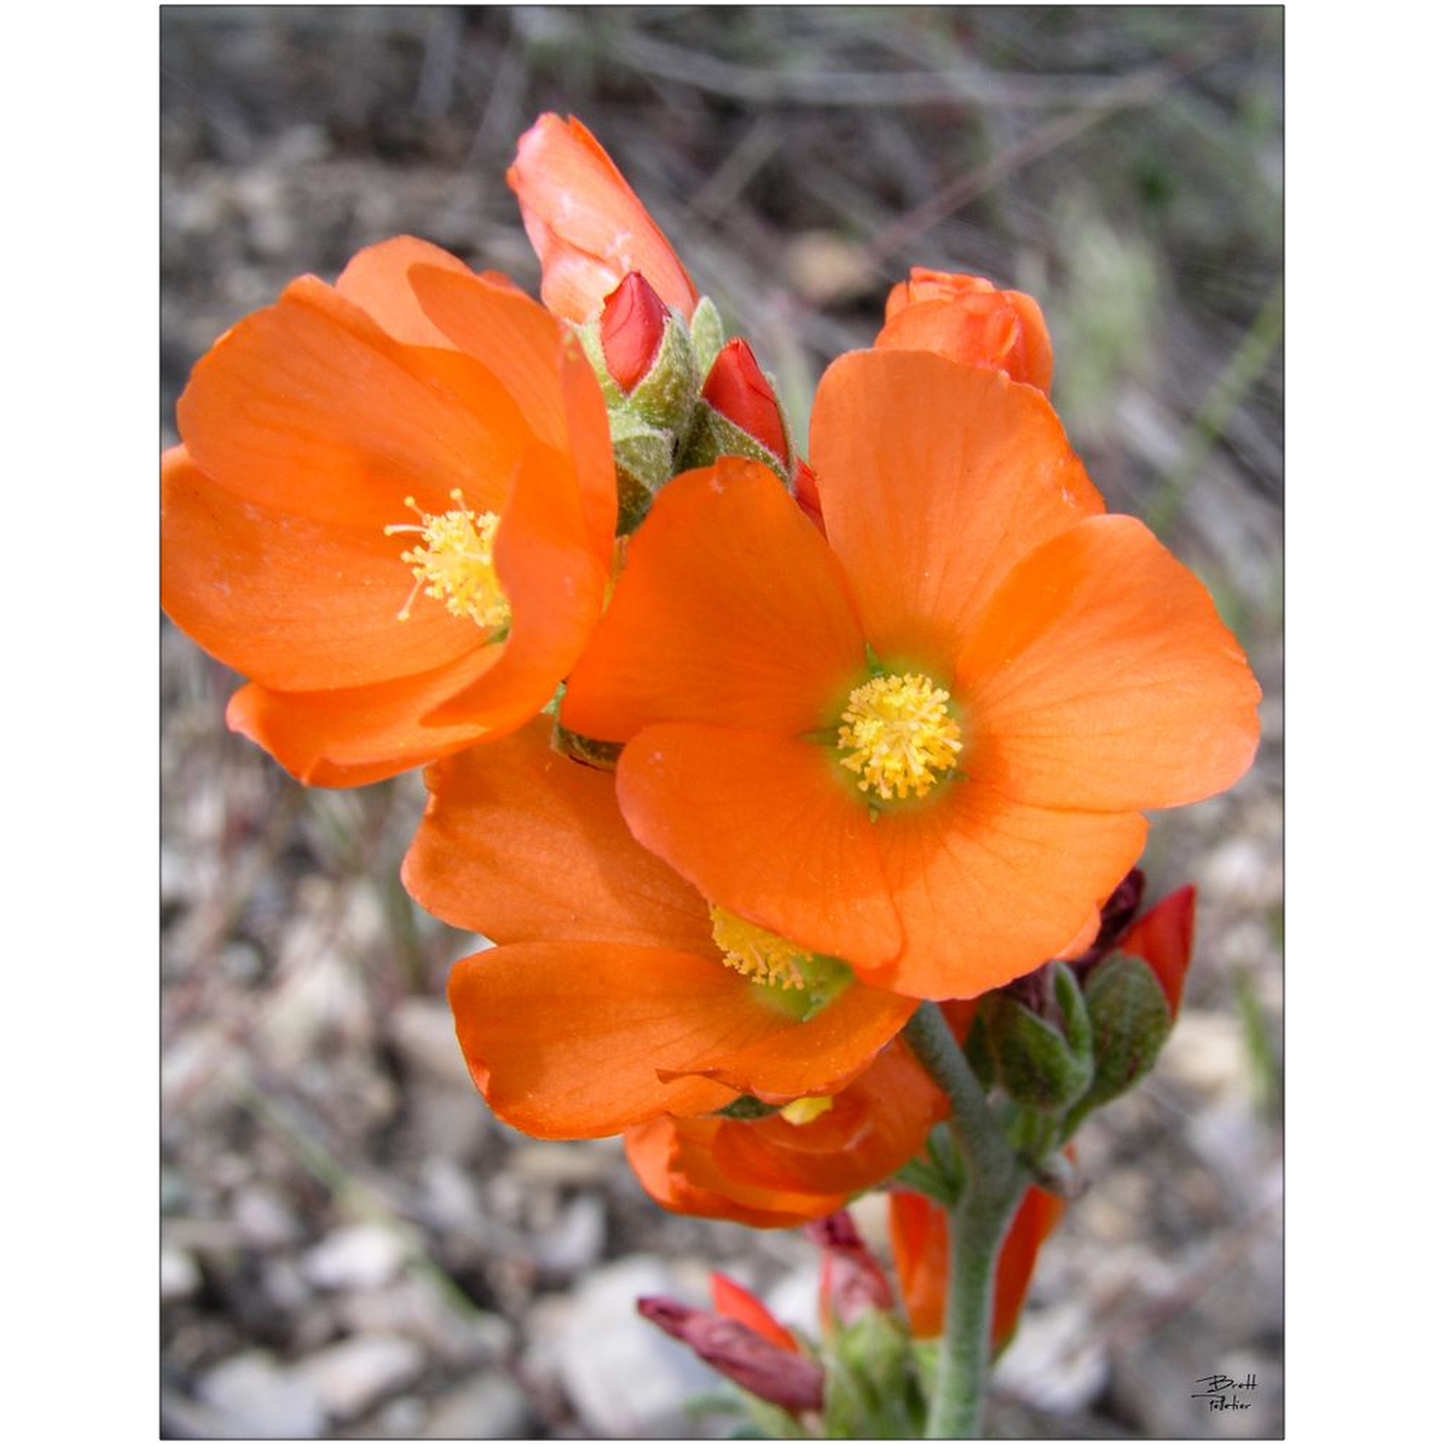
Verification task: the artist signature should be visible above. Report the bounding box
[1191,1373,1258,1411]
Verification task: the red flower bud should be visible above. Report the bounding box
[710,1271,799,1354]
[806,1211,894,1331]
[638,1295,825,1414]
[702,338,789,461]
[601,271,669,393]
[1119,884,1195,1018]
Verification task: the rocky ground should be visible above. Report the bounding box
[161,9,1282,1438]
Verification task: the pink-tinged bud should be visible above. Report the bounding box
[709,1272,799,1354]
[807,1211,894,1332]
[637,1296,825,1414]
[702,338,789,461]
[600,271,669,393]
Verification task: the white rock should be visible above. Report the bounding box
[993,1297,1108,1414]
[160,1246,200,1302]
[302,1224,407,1292]
[296,1333,425,1420]
[553,1256,717,1437]
[197,1351,327,1438]
[422,1373,531,1438]
[233,1183,301,1248]
[535,1193,607,1275]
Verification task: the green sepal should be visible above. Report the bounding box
[678,402,790,484]
[550,719,623,772]
[715,1095,782,1121]
[573,319,626,408]
[690,295,726,377]
[608,410,675,533]
[1077,953,1172,1109]
[624,310,701,434]
[978,967,1093,1112]
[823,1311,926,1439]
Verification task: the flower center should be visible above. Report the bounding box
[384,490,510,633]
[837,672,964,801]
[710,905,813,989]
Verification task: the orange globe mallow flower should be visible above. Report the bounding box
[561,349,1261,1000]
[889,1183,1067,1350]
[876,267,1054,393]
[402,717,917,1140]
[161,237,617,786]
[625,1042,949,1228]
[509,112,699,323]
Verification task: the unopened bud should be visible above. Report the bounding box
[807,1211,894,1332]
[702,338,790,460]
[977,962,1093,1111]
[1078,953,1172,1109]
[601,271,669,393]
[638,1296,825,1414]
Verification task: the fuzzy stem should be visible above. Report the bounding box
[903,1004,1027,1438]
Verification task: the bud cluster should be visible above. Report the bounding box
[576,273,796,532]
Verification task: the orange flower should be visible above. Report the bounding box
[161,237,616,786]
[624,1043,948,1227]
[403,717,916,1139]
[509,113,698,322]
[876,267,1053,393]
[889,1182,1067,1349]
[561,350,1260,999]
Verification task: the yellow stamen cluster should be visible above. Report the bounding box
[384,490,509,632]
[779,1095,834,1126]
[837,672,964,801]
[709,905,812,990]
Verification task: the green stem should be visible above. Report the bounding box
[903,1004,1027,1439]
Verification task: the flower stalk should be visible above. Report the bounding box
[903,1002,1029,1438]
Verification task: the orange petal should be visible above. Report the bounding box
[422,440,609,730]
[509,113,698,321]
[865,783,1149,999]
[709,1042,946,1195]
[626,1119,826,1228]
[711,1274,799,1354]
[162,446,476,692]
[224,644,503,787]
[615,723,902,970]
[958,515,1262,811]
[888,1190,949,1338]
[334,235,474,346]
[403,717,715,953]
[666,1118,849,1220]
[562,460,865,742]
[407,263,617,558]
[655,977,915,1103]
[810,352,1101,673]
[178,275,534,530]
[992,1185,1068,1350]
[447,942,782,1138]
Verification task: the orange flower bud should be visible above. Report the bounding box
[600,271,669,393]
[701,338,790,462]
[876,267,1053,393]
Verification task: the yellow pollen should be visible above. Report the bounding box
[779,1095,834,1126]
[384,489,510,632]
[837,672,964,801]
[709,906,811,990]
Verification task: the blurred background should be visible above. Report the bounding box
[161,7,1282,1438]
